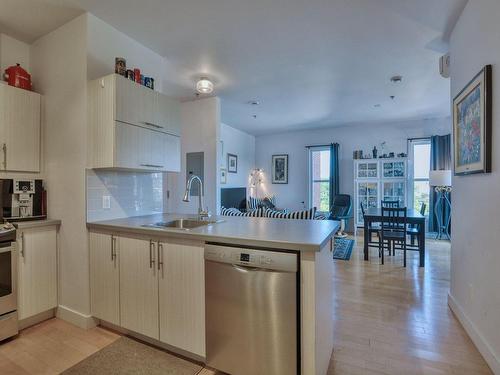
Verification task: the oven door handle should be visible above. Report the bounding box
[0,243,14,253]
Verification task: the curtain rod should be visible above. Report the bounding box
[407,137,431,141]
[305,143,339,149]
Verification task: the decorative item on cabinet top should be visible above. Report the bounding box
[115,57,155,90]
[3,63,32,91]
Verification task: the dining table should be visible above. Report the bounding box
[363,207,426,267]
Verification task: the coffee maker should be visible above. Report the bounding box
[0,179,46,221]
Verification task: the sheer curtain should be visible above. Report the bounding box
[429,135,451,232]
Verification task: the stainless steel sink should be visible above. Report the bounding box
[142,218,223,231]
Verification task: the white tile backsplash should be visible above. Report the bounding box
[86,170,163,222]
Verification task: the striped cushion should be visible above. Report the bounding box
[265,207,317,220]
[221,207,265,217]
[247,196,262,210]
[266,195,277,206]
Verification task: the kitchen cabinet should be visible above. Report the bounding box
[119,236,159,340]
[17,225,57,320]
[0,84,41,172]
[88,74,181,172]
[158,239,205,356]
[89,232,120,326]
[89,231,205,356]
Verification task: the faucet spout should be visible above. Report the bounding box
[183,175,211,219]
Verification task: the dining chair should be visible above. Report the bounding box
[407,202,426,246]
[381,199,400,208]
[379,207,408,266]
[360,202,380,243]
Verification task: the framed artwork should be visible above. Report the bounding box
[220,168,227,184]
[453,65,492,175]
[227,153,238,173]
[272,154,289,184]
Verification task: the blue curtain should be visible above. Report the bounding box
[429,135,451,232]
[329,143,340,208]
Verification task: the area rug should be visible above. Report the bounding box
[62,336,203,375]
[333,238,354,260]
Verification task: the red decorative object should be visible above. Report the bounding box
[134,68,141,83]
[3,63,32,91]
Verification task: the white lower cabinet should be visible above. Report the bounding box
[89,232,120,325]
[17,226,58,320]
[159,240,205,356]
[89,232,205,356]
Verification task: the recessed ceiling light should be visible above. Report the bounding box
[196,77,214,94]
[390,75,403,83]
[248,100,260,106]
[374,104,381,108]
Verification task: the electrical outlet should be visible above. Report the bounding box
[102,195,111,209]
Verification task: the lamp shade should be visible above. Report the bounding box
[429,170,452,187]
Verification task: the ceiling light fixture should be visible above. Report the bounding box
[196,77,214,94]
[248,100,260,106]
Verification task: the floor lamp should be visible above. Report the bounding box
[429,170,452,240]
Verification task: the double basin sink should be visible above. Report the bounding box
[142,218,224,231]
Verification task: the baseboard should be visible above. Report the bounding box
[448,293,500,374]
[56,305,98,330]
[19,309,56,330]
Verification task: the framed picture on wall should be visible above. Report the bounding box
[220,168,227,184]
[227,154,238,173]
[272,154,288,184]
[453,65,492,175]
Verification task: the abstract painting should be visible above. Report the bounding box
[453,65,492,175]
[272,154,288,184]
[227,154,238,173]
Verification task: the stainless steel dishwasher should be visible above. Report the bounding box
[205,243,298,375]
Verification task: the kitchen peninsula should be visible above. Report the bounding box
[87,214,338,375]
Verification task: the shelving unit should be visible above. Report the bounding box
[354,158,407,227]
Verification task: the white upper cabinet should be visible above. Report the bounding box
[88,74,181,172]
[0,84,41,172]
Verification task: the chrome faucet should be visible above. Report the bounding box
[183,175,211,220]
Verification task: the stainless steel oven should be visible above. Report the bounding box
[0,226,18,342]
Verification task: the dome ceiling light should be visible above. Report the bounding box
[196,77,214,94]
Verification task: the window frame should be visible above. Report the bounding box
[408,138,431,216]
[308,145,331,214]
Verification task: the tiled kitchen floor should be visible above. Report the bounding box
[0,237,492,375]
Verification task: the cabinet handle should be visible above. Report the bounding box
[2,143,6,170]
[140,164,164,169]
[20,232,25,258]
[111,235,117,261]
[142,121,164,130]
[149,240,156,269]
[158,242,164,277]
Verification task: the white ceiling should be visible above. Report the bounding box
[0,0,467,135]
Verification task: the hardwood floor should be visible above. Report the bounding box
[328,236,492,375]
[0,236,492,375]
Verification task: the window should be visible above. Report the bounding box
[408,139,431,213]
[309,147,331,213]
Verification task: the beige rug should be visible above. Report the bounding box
[62,336,203,375]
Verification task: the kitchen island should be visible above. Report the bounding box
[87,214,339,375]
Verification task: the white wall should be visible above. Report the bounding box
[220,123,255,190]
[30,14,90,318]
[449,1,500,373]
[166,97,221,215]
[255,117,450,220]
[0,33,30,74]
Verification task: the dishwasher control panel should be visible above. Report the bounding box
[205,244,297,272]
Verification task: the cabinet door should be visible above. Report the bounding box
[0,85,40,172]
[115,122,147,169]
[89,232,120,325]
[119,237,159,340]
[156,94,181,136]
[158,240,205,356]
[115,75,155,128]
[18,226,57,320]
[161,134,181,172]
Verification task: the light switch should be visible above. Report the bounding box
[102,195,111,209]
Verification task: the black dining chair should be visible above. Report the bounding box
[360,202,380,243]
[407,203,426,246]
[379,207,408,266]
[381,199,400,208]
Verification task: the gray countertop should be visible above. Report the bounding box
[87,213,339,252]
[13,219,62,229]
